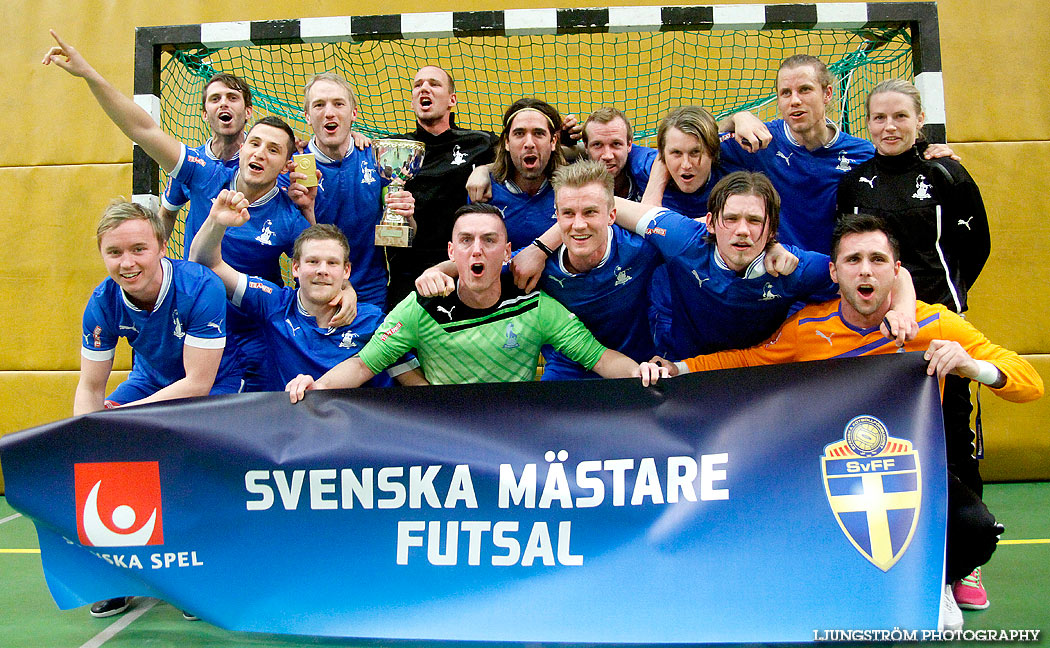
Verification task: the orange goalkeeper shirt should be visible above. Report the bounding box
[683,300,1043,403]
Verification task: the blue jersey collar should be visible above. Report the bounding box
[782,118,842,149]
[713,248,767,279]
[121,257,173,313]
[307,138,354,164]
[229,172,280,206]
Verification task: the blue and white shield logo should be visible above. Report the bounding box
[821,416,922,572]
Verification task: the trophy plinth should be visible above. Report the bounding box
[374,139,426,248]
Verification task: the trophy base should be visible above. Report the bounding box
[375,224,413,248]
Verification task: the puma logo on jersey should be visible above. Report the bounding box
[546,275,568,289]
[958,217,974,230]
[859,175,877,188]
[285,319,301,335]
[691,270,709,289]
[776,151,793,166]
[205,320,223,334]
[118,324,139,333]
[815,330,834,345]
[436,305,456,320]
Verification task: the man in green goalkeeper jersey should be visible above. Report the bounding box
[287,204,662,400]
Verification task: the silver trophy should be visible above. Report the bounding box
[373,139,426,247]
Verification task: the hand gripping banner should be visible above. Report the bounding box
[0,353,947,643]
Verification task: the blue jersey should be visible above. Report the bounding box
[81,258,241,396]
[719,119,874,254]
[309,139,388,307]
[488,176,557,251]
[231,274,396,388]
[637,207,838,360]
[539,225,661,380]
[161,139,239,213]
[172,144,309,285]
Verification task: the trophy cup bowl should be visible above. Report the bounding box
[373,139,426,247]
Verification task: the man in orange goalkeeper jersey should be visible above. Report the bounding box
[654,212,1043,630]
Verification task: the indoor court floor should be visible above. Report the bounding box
[1,484,1047,648]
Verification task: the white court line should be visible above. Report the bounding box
[78,598,159,648]
[0,513,23,525]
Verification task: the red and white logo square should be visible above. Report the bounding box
[75,461,164,547]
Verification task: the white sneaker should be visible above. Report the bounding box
[940,583,964,632]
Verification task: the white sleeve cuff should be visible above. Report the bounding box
[81,347,116,362]
[674,361,690,375]
[973,360,1001,386]
[386,356,421,378]
[231,273,249,308]
[634,207,665,237]
[185,334,225,350]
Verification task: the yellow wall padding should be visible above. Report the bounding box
[0,164,134,370]
[0,370,128,494]
[940,0,1050,143]
[981,355,1050,482]
[951,142,1050,355]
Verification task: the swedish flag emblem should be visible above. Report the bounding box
[821,416,922,572]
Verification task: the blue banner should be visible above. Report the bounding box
[0,353,946,643]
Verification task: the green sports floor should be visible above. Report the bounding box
[1,485,1047,648]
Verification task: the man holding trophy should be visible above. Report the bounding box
[301,72,416,308]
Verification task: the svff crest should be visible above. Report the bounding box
[821,416,921,571]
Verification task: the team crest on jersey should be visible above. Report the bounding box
[361,161,376,184]
[503,322,520,349]
[836,152,854,172]
[172,310,185,339]
[613,266,632,286]
[450,145,467,166]
[912,174,932,200]
[759,283,781,301]
[821,416,921,572]
[339,331,359,349]
[255,220,275,245]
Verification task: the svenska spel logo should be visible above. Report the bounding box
[820,416,921,572]
[75,461,164,547]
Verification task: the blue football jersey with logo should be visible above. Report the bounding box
[80,258,241,394]
[172,143,309,285]
[539,225,661,380]
[638,207,837,360]
[309,139,388,307]
[719,119,874,254]
[488,176,557,251]
[161,138,239,212]
[232,274,395,388]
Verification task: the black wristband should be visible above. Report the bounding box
[532,238,555,258]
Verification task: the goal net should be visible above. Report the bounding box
[135,4,942,259]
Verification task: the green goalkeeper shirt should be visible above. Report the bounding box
[358,273,607,384]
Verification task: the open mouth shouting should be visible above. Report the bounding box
[469,262,486,277]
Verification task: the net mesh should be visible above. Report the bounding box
[158,26,913,259]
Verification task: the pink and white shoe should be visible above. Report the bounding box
[952,566,990,610]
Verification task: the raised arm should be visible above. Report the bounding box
[42,30,182,172]
[187,189,250,299]
[718,110,772,153]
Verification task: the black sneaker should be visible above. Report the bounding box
[182,610,199,621]
[90,597,131,618]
